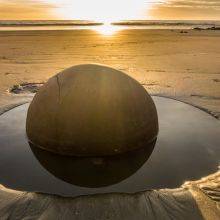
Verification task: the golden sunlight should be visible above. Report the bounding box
[45,0,153,22]
[43,0,154,36]
[94,24,122,36]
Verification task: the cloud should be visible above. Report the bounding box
[161,0,220,8]
[149,0,220,19]
[0,0,220,20]
[0,0,56,19]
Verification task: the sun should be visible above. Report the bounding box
[44,0,153,36]
[46,0,153,22]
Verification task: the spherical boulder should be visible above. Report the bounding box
[26,64,158,156]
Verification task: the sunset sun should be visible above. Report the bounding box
[43,0,154,35]
[46,0,153,22]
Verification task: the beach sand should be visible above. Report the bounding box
[0,29,219,117]
[0,172,219,219]
[0,29,219,219]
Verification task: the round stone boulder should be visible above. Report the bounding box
[26,64,158,156]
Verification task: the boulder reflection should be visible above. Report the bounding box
[29,140,156,188]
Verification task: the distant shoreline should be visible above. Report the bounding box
[0,20,220,26]
[0,21,102,27]
[0,20,220,31]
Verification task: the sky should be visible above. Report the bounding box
[0,0,220,21]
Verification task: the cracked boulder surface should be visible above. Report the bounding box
[26,64,158,156]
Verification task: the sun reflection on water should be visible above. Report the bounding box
[94,22,122,36]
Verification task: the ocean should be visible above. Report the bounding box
[0,20,220,31]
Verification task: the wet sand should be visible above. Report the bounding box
[0,96,219,198]
[0,172,219,219]
[0,29,220,118]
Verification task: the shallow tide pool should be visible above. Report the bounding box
[0,96,219,197]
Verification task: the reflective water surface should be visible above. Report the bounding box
[30,140,156,188]
[0,97,219,197]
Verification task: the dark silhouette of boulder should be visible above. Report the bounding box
[26,64,158,156]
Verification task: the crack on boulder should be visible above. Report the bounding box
[56,75,61,104]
